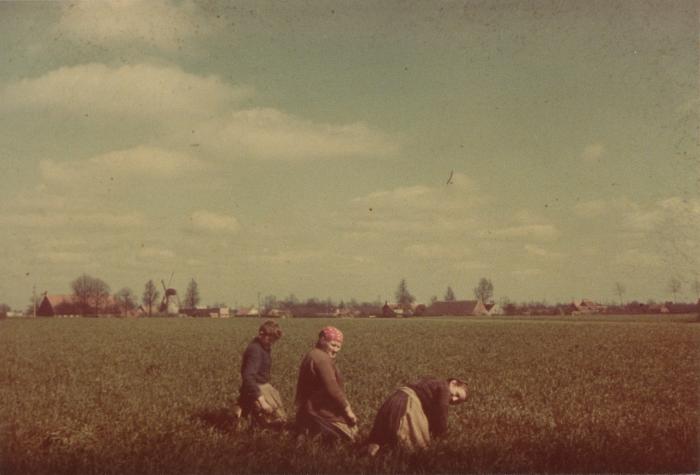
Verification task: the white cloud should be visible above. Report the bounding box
[621,196,700,232]
[248,249,327,264]
[188,210,239,234]
[336,173,484,244]
[524,244,563,259]
[403,243,471,259]
[0,211,144,228]
[511,268,542,277]
[1,63,250,122]
[195,108,400,161]
[485,224,560,241]
[58,0,207,51]
[39,146,202,187]
[573,199,609,218]
[614,249,663,268]
[581,143,605,162]
[37,251,90,264]
[139,247,175,260]
[351,173,480,213]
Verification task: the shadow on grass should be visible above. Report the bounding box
[191,407,238,433]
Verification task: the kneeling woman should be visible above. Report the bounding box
[294,326,358,442]
[366,377,468,455]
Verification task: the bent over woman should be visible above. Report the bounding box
[366,377,468,454]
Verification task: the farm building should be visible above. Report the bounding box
[485,302,503,316]
[425,299,489,316]
[288,305,335,318]
[382,303,406,317]
[381,302,427,317]
[36,294,76,316]
[265,308,292,318]
[572,299,607,314]
[182,307,230,318]
[234,306,259,317]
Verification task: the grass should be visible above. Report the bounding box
[1,315,698,474]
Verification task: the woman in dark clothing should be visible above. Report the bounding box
[295,326,358,441]
[234,320,286,427]
[366,377,468,454]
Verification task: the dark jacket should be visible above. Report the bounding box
[295,347,349,424]
[239,338,271,406]
[408,378,451,436]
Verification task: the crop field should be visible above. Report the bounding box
[1,315,698,474]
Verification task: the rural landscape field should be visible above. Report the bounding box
[1,315,697,474]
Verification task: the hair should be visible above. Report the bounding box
[447,378,468,391]
[259,320,282,340]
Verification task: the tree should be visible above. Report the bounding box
[142,280,160,316]
[444,286,456,301]
[668,277,682,302]
[613,282,626,306]
[25,293,40,316]
[394,278,415,309]
[0,303,10,318]
[692,277,700,300]
[114,288,136,316]
[473,277,494,303]
[262,294,278,314]
[184,278,200,308]
[71,274,110,315]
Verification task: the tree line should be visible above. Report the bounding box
[26,274,204,317]
[2,273,698,318]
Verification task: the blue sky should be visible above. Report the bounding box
[0,0,698,309]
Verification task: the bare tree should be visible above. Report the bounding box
[71,274,110,315]
[142,280,160,316]
[184,278,201,308]
[473,278,494,303]
[444,286,456,301]
[614,282,626,306]
[668,277,682,302]
[394,278,415,309]
[692,277,700,300]
[262,294,278,314]
[114,288,136,316]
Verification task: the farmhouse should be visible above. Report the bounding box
[381,302,427,317]
[182,306,230,318]
[572,299,607,314]
[425,299,489,316]
[37,294,75,316]
[263,308,290,318]
[234,306,259,317]
[382,302,406,317]
[485,302,503,316]
[288,305,335,318]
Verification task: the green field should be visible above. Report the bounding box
[1,316,698,474]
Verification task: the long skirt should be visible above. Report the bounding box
[296,410,358,442]
[367,387,430,451]
[244,383,287,427]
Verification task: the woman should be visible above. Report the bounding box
[365,377,468,454]
[234,320,287,428]
[294,326,358,442]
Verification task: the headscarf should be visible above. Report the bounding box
[320,326,344,343]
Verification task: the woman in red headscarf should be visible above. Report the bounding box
[294,326,358,441]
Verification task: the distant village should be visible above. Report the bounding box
[1,274,698,319]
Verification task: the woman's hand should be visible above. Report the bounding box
[345,406,358,426]
[256,396,273,413]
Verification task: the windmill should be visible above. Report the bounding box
[159,272,180,315]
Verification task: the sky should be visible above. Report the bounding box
[0,0,698,309]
